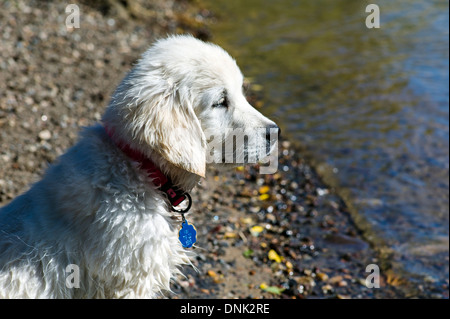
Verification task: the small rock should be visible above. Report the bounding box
[322,284,333,293]
[316,272,329,282]
[329,275,344,285]
[200,288,210,295]
[281,141,290,148]
[316,188,329,196]
[38,129,51,140]
[295,276,316,288]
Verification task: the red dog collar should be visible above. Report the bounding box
[104,124,190,210]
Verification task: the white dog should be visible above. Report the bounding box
[0,35,279,298]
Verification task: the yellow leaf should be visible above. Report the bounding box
[268,249,282,263]
[259,185,270,194]
[386,271,402,286]
[207,270,224,284]
[223,232,237,239]
[259,194,270,201]
[241,217,253,225]
[261,285,285,295]
[250,225,264,237]
[236,166,244,171]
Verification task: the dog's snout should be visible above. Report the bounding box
[266,124,280,141]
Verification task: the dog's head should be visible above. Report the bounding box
[103,35,279,178]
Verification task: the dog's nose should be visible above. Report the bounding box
[266,124,281,141]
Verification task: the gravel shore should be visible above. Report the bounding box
[172,140,409,298]
[0,0,424,299]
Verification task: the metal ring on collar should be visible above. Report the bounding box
[171,193,192,214]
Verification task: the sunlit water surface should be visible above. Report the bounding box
[207,0,449,286]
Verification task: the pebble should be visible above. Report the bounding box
[38,130,51,140]
[316,272,329,282]
[329,275,344,285]
[322,284,333,293]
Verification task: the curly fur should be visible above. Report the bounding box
[0,35,278,298]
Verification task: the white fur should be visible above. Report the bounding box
[0,35,278,298]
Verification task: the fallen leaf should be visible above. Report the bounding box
[250,225,264,237]
[223,232,237,239]
[268,249,282,263]
[240,217,253,225]
[259,185,270,194]
[260,283,285,295]
[207,270,224,284]
[243,249,254,258]
[386,272,403,286]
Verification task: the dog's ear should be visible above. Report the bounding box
[130,85,207,178]
[103,51,207,178]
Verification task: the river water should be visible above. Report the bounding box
[205,0,449,286]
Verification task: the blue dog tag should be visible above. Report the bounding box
[178,217,197,249]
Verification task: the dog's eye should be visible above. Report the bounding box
[212,96,228,108]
